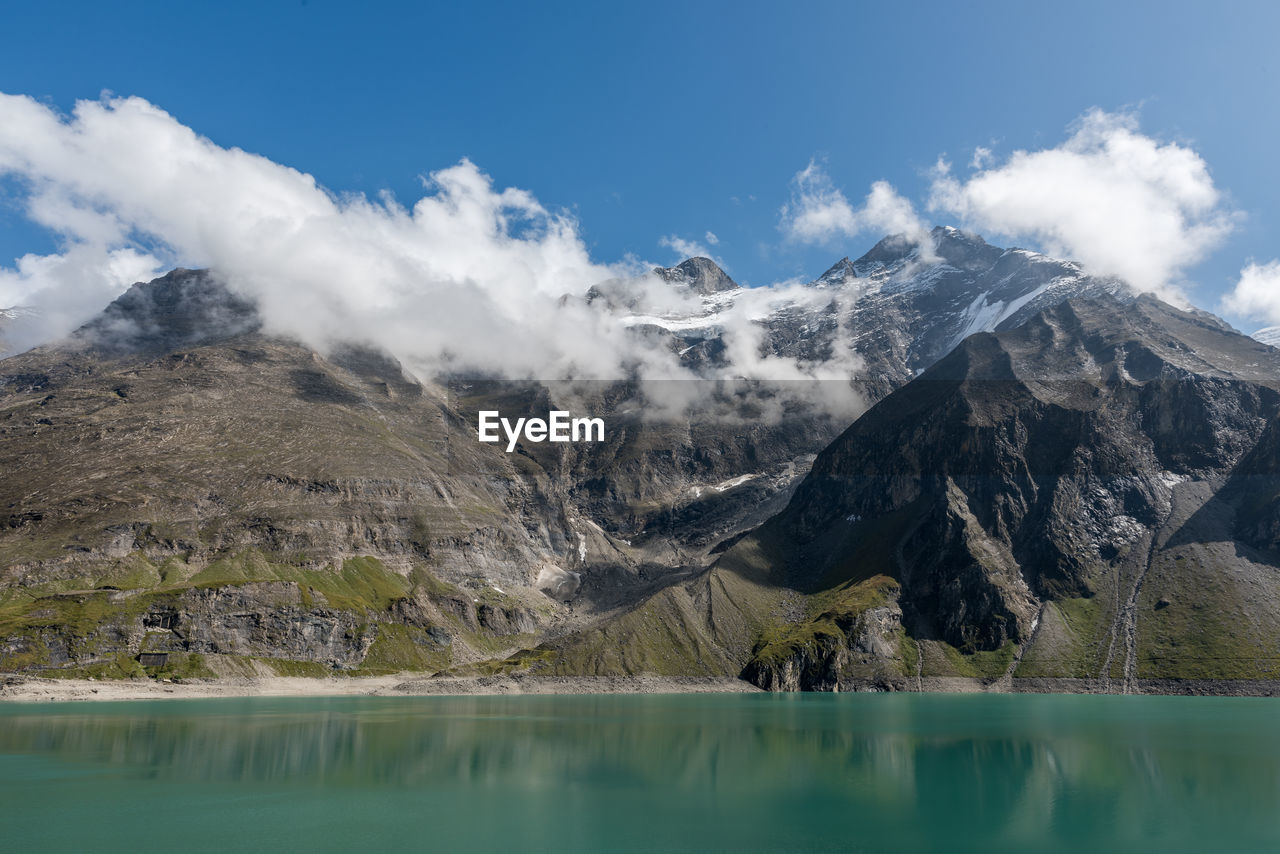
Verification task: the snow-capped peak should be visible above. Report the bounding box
[595,231,1133,388]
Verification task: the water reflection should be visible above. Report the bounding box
[1,694,1278,852]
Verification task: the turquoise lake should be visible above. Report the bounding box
[0,693,1277,852]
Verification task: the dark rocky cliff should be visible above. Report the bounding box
[735,295,1280,689]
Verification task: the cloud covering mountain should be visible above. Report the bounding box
[780,110,1239,303]
[0,93,874,401]
[0,93,1274,393]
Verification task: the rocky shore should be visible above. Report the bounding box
[6,672,1280,703]
[0,673,762,702]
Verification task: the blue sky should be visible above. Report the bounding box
[2,0,1278,330]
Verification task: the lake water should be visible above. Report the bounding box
[0,693,1277,852]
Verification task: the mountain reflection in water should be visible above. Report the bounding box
[1,693,1277,853]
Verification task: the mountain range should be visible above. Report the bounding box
[3,227,1279,692]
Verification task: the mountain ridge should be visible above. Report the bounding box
[538,292,1280,691]
[4,231,1277,692]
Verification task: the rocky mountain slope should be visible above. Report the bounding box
[6,229,1247,688]
[534,293,1280,691]
[557,226,1134,557]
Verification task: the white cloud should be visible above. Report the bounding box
[970,146,993,170]
[658,234,716,262]
[779,160,932,251]
[1222,259,1280,324]
[704,230,719,245]
[0,92,681,379]
[0,92,868,417]
[0,244,161,348]
[929,109,1235,295]
[779,161,853,243]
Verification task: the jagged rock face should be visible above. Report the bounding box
[0,577,537,675]
[561,229,1134,552]
[1213,413,1280,555]
[653,257,738,295]
[146,583,381,667]
[544,292,1280,690]
[807,227,1131,397]
[609,227,1129,405]
[75,269,260,354]
[777,296,1280,653]
[742,602,907,692]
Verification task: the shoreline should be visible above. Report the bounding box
[0,674,764,703]
[5,673,1280,702]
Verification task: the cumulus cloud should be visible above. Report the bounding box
[704,231,719,245]
[0,92,689,381]
[0,244,162,349]
[779,160,932,251]
[0,92,869,424]
[1222,259,1280,324]
[658,233,718,264]
[929,109,1235,295]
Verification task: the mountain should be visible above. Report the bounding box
[5,230,1233,688]
[537,293,1280,692]
[584,256,741,313]
[484,229,1134,576]
[767,294,1280,683]
[1,265,817,679]
[618,226,1129,401]
[653,256,738,295]
[75,268,260,354]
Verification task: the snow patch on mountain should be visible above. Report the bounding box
[599,227,1134,398]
